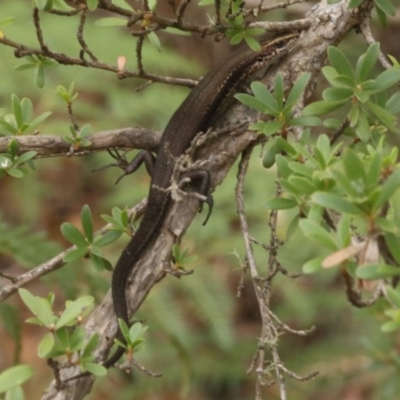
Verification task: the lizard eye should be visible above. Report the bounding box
[274,40,285,49]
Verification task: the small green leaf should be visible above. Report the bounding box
[63,247,89,263]
[14,151,37,166]
[34,64,45,88]
[94,17,128,27]
[289,116,321,126]
[312,192,365,215]
[244,35,261,52]
[323,87,353,101]
[348,0,364,7]
[384,233,400,265]
[81,362,107,376]
[38,332,55,358]
[86,0,99,10]
[386,286,400,308]
[356,264,400,280]
[235,93,267,113]
[302,256,325,274]
[81,205,93,243]
[61,223,88,247]
[302,99,347,116]
[265,197,297,210]
[288,176,317,195]
[381,320,400,332]
[375,168,400,208]
[342,149,366,184]
[356,43,379,82]
[90,253,112,271]
[262,139,278,168]
[284,73,311,110]
[11,95,23,129]
[5,386,24,400]
[94,229,122,247]
[147,31,161,51]
[274,73,284,110]
[328,46,355,83]
[56,296,94,329]
[30,111,52,130]
[0,365,33,393]
[250,82,278,113]
[374,0,396,16]
[299,219,337,251]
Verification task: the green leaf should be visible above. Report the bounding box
[337,214,351,247]
[250,82,278,113]
[14,63,36,72]
[81,362,107,376]
[244,35,261,52]
[164,27,191,36]
[61,223,87,247]
[56,296,94,329]
[381,320,400,332]
[354,110,370,142]
[356,264,400,280]
[30,111,52,130]
[384,233,400,265]
[299,219,337,251]
[312,192,364,215]
[82,333,99,358]
[302,99,347,116]
[0,365,33,393]
[284,73,311,109]
[386,286,400,308]
[342,149,366,184]
[356,42,379,82]
[5,386,24,400]
[328,46,355,83]
[94,17,128,27]
[20,98,33,123]
[235,93,267,113]
[302,256,325,274]
[375,168,400,208]
[348,0,365,7]
[275,155,292,179]
[288,176,317,195]
[261,120,283,135]
[374,0,396,16]
[81,205,93,243]
[38,332,55,358]
[264,197,297,210]
[11,95,23,129]
[373,68,400,91]
[147,31,161,51]
[262,139,278,168]
[63,247,89,263]
[376,4,388,26]
[86,0,99,10]
[323,87,353,101]
[7,168,24,178]
[90,253,112,271]
[274,73,284,110]
[14,151,37,166]
[34,64,45,88]
[94,229,122,247]
[289,116,321,126]
[386,92,400,114]
[366,151,382,188]
[0,17,15,27]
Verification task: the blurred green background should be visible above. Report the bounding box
[0,1,399,400]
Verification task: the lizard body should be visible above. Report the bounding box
[107,32,300,368]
